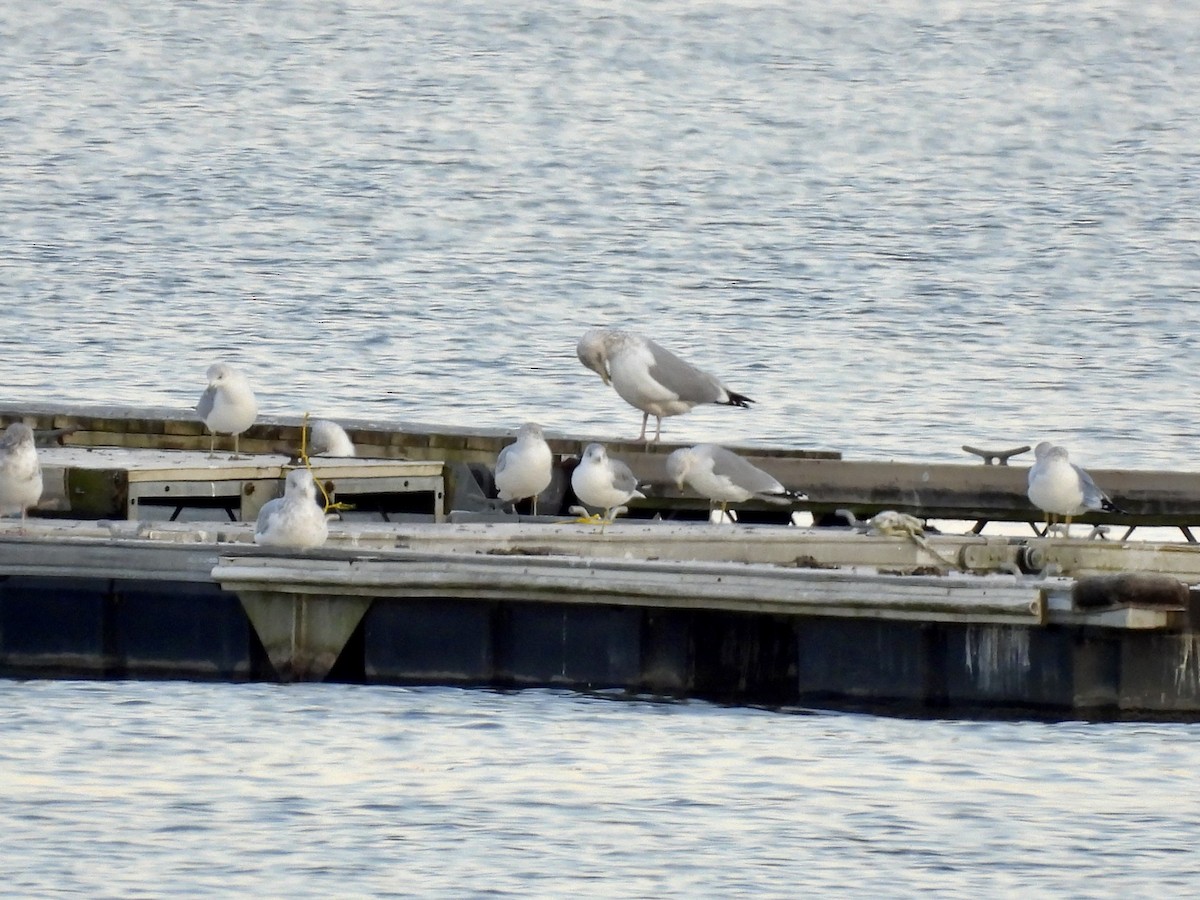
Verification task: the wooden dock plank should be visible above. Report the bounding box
[211,553,1054,625]
[32,446,446,522]
[10,517,1200,582]
[0,516,1181,630]
[8,402,1200,529]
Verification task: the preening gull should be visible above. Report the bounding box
[0,423,43,520]
[494,422,553,515]
[576,328,753,442]
[197,363,258,459]
[1027,441,1121,537]
[570,442,644,523]
[255,468,329,550]
[309,419,356,457]
[666,443,807,519]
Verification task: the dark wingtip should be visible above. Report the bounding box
[1102,498,1125,514]
[726,391,754,409]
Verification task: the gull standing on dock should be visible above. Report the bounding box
[494,422,553,515]
[309,419,356,457]
[570,443,644,523]
[255,468,329,550]
[0,423,43,520]
[197,363,258,459]
[1027,441,1121,537]
[576,328,754,443]
[666,443,807,521]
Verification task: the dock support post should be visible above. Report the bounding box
[238,591,371,682]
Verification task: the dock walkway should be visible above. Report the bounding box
[7,401,1200,533]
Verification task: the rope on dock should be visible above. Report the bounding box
[298,412,354,516]
[862,511,960,571]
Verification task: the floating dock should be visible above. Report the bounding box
[3,402,1200,719]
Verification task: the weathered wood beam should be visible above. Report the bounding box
[212,552,1056,625]
[6,400,1200,529]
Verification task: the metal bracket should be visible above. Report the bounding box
[958,541,1019,572]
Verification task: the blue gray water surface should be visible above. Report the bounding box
[4,1,1200,895]
[2,681,1199,899]
[3,0,1199,466]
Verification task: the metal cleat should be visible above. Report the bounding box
[962,444,1032,466]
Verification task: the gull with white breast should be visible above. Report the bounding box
[494,422,554,515]
[309,419,356,457]
[0,423,43,520]
[570,442,644,524]
[666,443,807,521]
[1026,441,1121,537]
[197,363,258,459]
[255,468,330,550]
[576,328,753,443]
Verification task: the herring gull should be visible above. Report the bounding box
[494,422,553,515]
[1027,441,1121,537]
[666,443,807,520]
[197,363,258,459]
[570,442,644,523]
[0,423,43,520]
[576,328,753,442]
[309,419,356,457]
[255,468,329,550]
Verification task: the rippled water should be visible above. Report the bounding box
[4,0,1200,466]
[4,1,1200,895]
[1,681,1198,898]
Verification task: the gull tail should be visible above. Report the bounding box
[724,390,754,409]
